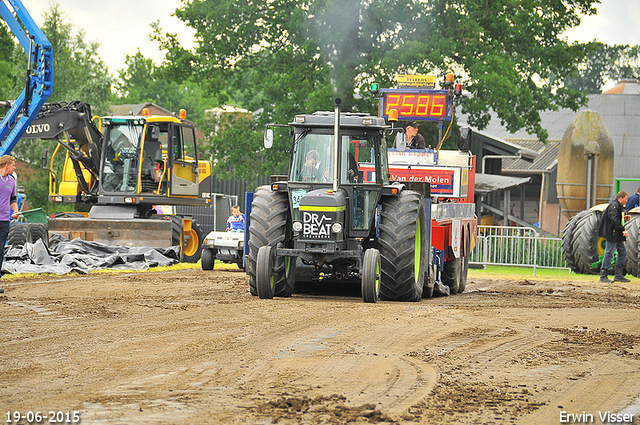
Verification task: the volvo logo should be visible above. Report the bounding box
[25,123,50,135]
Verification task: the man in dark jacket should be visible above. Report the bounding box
[598,191,630,283]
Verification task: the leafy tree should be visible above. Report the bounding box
[564,42,640,94]
[1,4,113,212]
[0,21,16,100]
[39,4,113,114]
[114,50,217,126]
[171,0,599,179]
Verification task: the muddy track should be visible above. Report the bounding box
[2,270,640,424]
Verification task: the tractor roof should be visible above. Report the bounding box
[290,111,388,130]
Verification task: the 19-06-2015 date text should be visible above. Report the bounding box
[6,411,80,423]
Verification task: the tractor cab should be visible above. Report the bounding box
[282,111,391,239]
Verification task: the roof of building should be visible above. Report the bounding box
[109,103,172,116]
[475,173,532,194]
[502,139,559,174]
[458,94,602,142]
[603,79,640,95]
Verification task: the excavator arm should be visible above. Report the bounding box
[0,0,54,155]
[22,101,103,200]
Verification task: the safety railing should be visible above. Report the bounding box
[469,225,567,275]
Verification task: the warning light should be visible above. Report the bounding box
[388,108,399,122]
[179,109,187,120]
[141,108,150,116]
[446,73,455,85]
[371,83,379,94]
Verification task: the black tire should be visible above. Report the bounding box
[201,247,215,270]
[247,188,294,297]
[29,222,49,249]
[378,191,426,301]
[624,215,640,276]
[181,219,203,263]
[457,230,470,294]
[442,257,462,294]
[562,210,590,272]
[8,222,32,247]
[362,248,381,303]
[459,255,469,293]
[151,213,183,251]
[257,245,276,299]
[423,262,435,299]
[570,209,603,274]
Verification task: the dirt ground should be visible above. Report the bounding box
[2,268,640,425]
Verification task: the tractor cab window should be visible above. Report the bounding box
[340,134,378,185]
[102,122,144,193]
[290,133,334,183]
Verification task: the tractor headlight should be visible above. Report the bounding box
[292,221,303,232]
[331,222,343,233]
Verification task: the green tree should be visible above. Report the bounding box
[565,42,640,94]
[114,50,218,126]
[0,21,16,100]
[39,4,112,113]
[3,3,113,212]
[172,0,599,179]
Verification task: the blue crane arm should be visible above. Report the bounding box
[0,0,54,156]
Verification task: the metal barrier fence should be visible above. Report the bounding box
[469,225,567,275]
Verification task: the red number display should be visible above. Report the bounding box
[383,92,449,121]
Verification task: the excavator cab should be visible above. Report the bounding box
[97,115,203,203]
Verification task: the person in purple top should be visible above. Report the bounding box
[226,205,245,232]
[0,155,19,293]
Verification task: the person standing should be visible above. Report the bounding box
[625,188,640,212]
[0,155,19,293]
[406,121,426,149]
[598,191,630,283]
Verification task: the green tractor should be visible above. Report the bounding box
[247,100,431,302]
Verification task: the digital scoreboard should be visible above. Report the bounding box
[378,89,452,122]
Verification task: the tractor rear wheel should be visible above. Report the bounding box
[378,191,426,301]
[624,215,640,276]
[569,209,603,274]
[247,188,294,297]
[562,210,590,272]
[361,248,381,303]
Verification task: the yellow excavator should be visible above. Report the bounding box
[25,101,211,262]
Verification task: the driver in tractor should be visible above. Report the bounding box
[299,149,320,182]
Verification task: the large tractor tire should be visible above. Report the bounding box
[562,210,590,272]
[624,215,640,276]
[378,191,426,301]
[8,222,32,246]
[247,188,295,297]
[569,209,604,274]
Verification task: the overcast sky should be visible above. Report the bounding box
[13,0,640,79]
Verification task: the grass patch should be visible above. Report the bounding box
[469,265,638,282]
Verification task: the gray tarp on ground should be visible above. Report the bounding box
[2,234,180,275]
